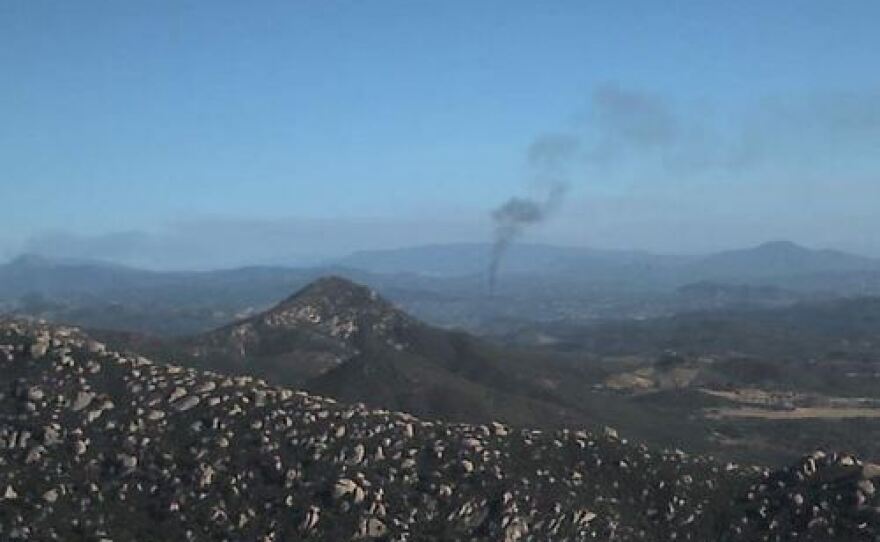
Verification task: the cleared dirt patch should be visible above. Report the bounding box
[700,388,799,407]
[706,406,880,420]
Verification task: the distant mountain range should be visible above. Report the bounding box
[685,240,880,282]
[3,241,880,335]
[333,242,689,278]
[334,240,880,285]
[7,240,878,293]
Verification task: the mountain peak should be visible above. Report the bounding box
[260,276,413,344]
[753,240,807,253]
[283,275,377,302]
[275,275,389,315]
[188,276,417,376]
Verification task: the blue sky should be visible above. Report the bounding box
[2,1,879,267]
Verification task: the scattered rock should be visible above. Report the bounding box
[29,341,49,358]
[300,505,320,533]
[0,320,877,542]
[43,488,59,503]
[27,387,45,401]
[359,517,387,538]
[71,391,95,412]
[3,485,18,500]
[174,396,200,412]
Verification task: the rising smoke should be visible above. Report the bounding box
[489,182,567,293]
[488,134,578,293]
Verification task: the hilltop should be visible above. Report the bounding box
[181,276,414,382]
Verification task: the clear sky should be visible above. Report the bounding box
[2,1,879,268]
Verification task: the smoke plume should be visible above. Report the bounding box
[489,182,567,293]
[488,133,577,293]
[486,85,678,292]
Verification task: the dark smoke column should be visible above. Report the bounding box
[488,182,567,294]
[488,132,577,294]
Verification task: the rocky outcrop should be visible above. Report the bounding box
[726,451,880,541]
[191,276,414,364]
[0,319,878,541]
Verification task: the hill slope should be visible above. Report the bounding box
[180,276,589,428]
[4,321,880,540]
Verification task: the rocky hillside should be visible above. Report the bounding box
[184,276,417,382]
[2,320,880,540]
[171,277,592,429]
